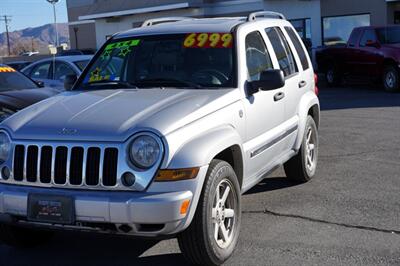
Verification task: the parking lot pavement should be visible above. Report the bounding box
[0,85,399,266]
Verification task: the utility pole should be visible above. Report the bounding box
[0,15,12,56]
[46,0,60,48]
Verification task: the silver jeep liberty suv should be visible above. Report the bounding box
[0,12,320,266]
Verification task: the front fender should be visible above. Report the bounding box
[294,91,320,151]
[166,124,243,169]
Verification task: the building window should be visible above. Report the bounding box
[395,11,400,24]
[322,14,370,46]
[289,18,312,49]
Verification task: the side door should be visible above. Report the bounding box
[264,27,302,150]
[52,61,77,91]
[356,29,382,77]
[242,31,286,178]
[25,61,53,87]
[281,25,315,149]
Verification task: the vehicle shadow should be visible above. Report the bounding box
[244,177,302,195]
[318,79,400,111]
[0,232,187,266]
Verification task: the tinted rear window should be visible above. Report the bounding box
[285,26,310,71]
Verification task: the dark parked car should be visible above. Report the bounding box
[0,65,59,122]
[6,61,32,71]
[316,25,400,92]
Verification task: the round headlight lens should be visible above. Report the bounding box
[129,135,161,169]
[0,132,11,164]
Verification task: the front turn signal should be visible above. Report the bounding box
[155,168,199,182]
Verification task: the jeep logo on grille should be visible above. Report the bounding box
[59,128,78,135]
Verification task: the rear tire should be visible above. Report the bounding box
[383,66,399,92]
[178,160,241,266]
[0,224,54,248]
[284,116,319,182]
[325,66,342,87]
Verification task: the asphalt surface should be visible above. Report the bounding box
[1,85,400,266]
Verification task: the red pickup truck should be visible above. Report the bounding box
[316,26,400,92]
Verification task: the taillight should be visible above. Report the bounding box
[314,73,319,95]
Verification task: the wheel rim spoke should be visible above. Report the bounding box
[307,155,313,167]
[224,208,235,218]
[220,223,229,242]
[307,129,312,143]
[212,208,217,220]
[214,223,219,240]
[309,144,315,151]
[221,186,230,205]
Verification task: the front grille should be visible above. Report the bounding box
[12,145,119,188]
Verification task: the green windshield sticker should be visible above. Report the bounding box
[100,39,140,60]
[104,39,140,51]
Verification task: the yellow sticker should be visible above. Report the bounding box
[0,66,16,72]
[183,33,233,48]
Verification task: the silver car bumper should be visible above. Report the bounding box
[0,166,208,237]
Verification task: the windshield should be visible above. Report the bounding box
[80,33,235,89]
[74,60,90,71]
[377,27,400,44]
[0,66,38,91]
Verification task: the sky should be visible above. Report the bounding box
[0,0,68,32]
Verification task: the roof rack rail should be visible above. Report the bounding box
[141,17,193,27]
[247,11,286,22]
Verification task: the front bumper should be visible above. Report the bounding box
[0,166,207,237]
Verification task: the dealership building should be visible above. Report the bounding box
[67,0,400,50]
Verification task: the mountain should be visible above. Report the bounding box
[0,23,69,56]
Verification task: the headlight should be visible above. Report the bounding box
[129,135,161,169]
[0,132,11,164]
[0,108,16,122]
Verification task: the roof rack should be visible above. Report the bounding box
[141,17,194,27]
[247,11,286,22]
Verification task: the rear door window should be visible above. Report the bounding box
[359,29,378,47]
[54,62,76,81]
[30,62,51,79]
[285,26,310,71]
[265,27,298,77]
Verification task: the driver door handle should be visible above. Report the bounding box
[274,92,285,102]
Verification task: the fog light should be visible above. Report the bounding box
[1,166,10,180]
[121,172,136,187]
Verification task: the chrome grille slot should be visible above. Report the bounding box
[26,146,38,182]
[40,146,52,183]
[103,148,118,186]
[11,144,119,189]
[54,146,68,184]
[85,147,101,186]
[70,147,84,185]
[13,145,25,181]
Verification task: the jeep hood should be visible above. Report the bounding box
[2,88,240,142]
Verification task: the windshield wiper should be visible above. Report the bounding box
[82,81,138,89]
[137,78,203,89]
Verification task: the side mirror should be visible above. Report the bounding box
[64,74,78,90]
[249,69,285,93]
[365,40,380,48]
[35,80,45,88]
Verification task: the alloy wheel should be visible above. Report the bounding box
[211,179,237,249]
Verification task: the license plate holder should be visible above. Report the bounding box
[27,194,75,225]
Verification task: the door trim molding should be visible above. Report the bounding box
[250,124,298,158]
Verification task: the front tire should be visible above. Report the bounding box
[0,224,54,248]
[284,116,319,182]
[178,160,241,266]
[383,66,399,92]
